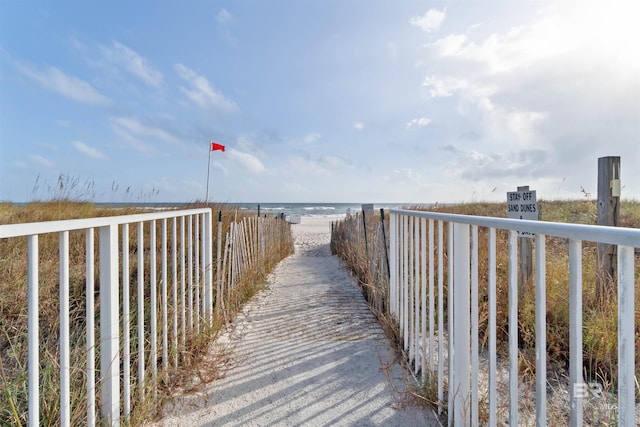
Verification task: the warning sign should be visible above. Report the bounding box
[506,189,538,237]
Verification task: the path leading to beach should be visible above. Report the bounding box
[154,217,438,426]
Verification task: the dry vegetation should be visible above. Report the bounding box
[0,200,294,426]
[420,200,640,381]
[332,199,640,424]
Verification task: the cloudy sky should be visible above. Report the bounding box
[1,0,638,203]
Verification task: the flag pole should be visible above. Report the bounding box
[206,145,211,203]
[206,142,225,204]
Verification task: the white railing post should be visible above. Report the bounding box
[402,215,409,351]
[508,230,518,427]
[172,218,178,367]
[180,216,186,346]
[413,217,420,374]
[188,216,193,331]
[86,229,96,427]
[150,220,158,399]
[568,239,583,427]
[617,245,635,426]
[161,219,169,374]
[136,221,145,401]
[428,219,434,374]
[437,221,444,414]
[471,225,479,427]
[216,211,223,318]
[27,235,39,427]
[453,223,470,427]
[447,221,454,427]
[488,227,497,427]
[195,215,201,328]
[121,224,131,422]
[99,224,120,425]
[389,212,396,317]
[59,231,70,427]
[420,217,427,380]
[535,234,547,426]
[408,216,415,366]
[205,210,214,324]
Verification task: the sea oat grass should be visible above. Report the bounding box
[404,200,640,382]
[0,200,293,425]
[333,199,640,420]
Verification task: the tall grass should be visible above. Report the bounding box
[332,199,640,422]
[0,200,294,426]
[417,199,640,385]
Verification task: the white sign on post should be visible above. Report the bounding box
[506,189,538,237]
[361,204,374,215]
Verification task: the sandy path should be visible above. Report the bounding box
[154,217,438,426]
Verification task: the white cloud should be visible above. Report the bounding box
[302,133,321,145]
[101,41,163,87]
[110,117,177,144]
[416,2,640,154]
[410,9,446,33]
[406,117,431,128]
[426,1,640,75]
[353,122,365,130]
[35,141,59,151]
[429,34,470,57]
[29,155,56,168]
[289,155,351,176]
[228,149,265,174]
[15,63,110,106]
[383,168,427,186]
[111,125,154,154]
[175,63,238,112]
[422,75,468,97]
[386,42,397,59]
[217,9,232,24]
[110,116,179,154]
[215,8,237,46]
[73,141,107,159]
[443,144,549,181]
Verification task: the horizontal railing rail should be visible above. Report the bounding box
[388,208,638,426]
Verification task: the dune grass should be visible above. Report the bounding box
[0,200,293,426]
[414,199,640,384]
[332,199,640,422]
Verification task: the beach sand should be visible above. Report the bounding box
[153,216,438,426]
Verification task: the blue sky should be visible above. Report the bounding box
[1,0,638,203]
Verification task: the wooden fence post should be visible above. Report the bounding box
[596,156,620,298]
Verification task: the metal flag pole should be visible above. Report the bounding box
[206,145,212,203]
[206,141,225,204]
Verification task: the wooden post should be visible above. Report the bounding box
[518,185,533,302]
[596,156,620,298]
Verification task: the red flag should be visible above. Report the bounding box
[211,142,225,152]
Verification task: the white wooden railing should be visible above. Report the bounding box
[388,209,638,426]
[0,208,292,426]
[0,208,214,425]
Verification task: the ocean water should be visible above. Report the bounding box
[235,202,414,219]
[90,202,425,219]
